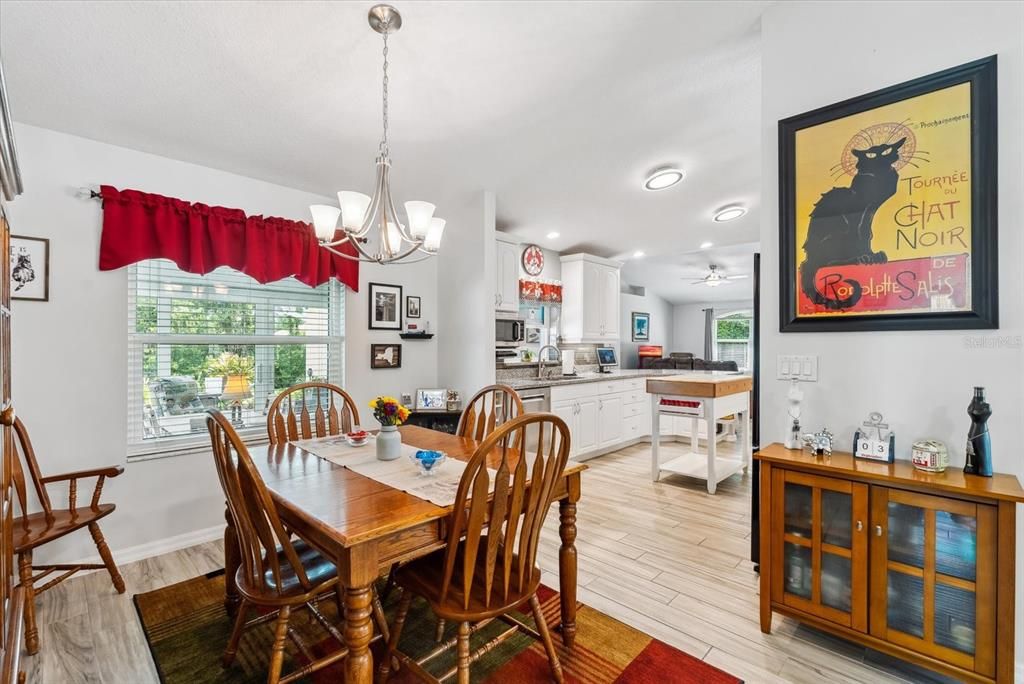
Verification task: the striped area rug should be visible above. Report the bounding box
[134,570,742,683]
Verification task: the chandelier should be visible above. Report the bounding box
[309,4,444,264]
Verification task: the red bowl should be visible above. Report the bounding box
[347,430,369,440]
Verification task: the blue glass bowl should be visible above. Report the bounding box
[410,449,446,476]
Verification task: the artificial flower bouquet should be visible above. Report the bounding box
[369,396,411,426]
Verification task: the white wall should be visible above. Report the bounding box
[760,0,1024,669]
[436,191,496,402]
[674,300,753,358]
[619,291,674,369]
[5,123,437,561]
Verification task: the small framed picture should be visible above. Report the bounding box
[415,388,447,410]
[406,295,421,319]
[368,282,403,330]
[10,235,50,302]
[631,312,650,341]
[370,343,402,369]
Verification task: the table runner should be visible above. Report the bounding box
[291,435,491,507]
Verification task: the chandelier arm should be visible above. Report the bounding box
[354,159,387,239]
[382,164,418,243]
[322,233,353,248]
[379,241,428,264]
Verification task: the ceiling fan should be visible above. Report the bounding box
[687,264,749,287]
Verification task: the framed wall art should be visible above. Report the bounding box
[370,343,402,369]
[10,235,49,302]
[631,312,650,341]
[779,56,997,332]
[406,295,421,318]
[414,388,447,410]
[368,282,403,330]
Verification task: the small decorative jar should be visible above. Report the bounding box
[912,439,948,473]
[376,425,402,461]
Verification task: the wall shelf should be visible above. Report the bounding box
[399,333,434,340]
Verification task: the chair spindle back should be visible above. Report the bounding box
[207,409,312,597]
[10,416,53,520]
[440,413,570,611]
[266,382,359,444]
[456,384,524,442]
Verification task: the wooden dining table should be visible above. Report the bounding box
[223,424,586,684]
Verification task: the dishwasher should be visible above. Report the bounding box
[518,386,550,453]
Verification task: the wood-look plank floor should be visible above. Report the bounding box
[21,440,953,683]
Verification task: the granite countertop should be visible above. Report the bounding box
[504,368,745,391]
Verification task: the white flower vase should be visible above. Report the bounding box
[376,425,402,461]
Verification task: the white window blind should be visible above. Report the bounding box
[127,260,345,458]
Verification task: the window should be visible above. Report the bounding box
[713,310,752,371]
[127,260,345,458]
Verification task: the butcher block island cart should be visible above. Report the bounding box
[756,443,1024,684]
[647,373,753,494]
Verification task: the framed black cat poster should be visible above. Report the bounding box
[779,56,997,332]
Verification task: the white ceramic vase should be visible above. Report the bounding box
[376,424,402,461]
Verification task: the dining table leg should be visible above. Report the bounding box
[558,473,581,649]
[339,543,378,684]
[223,506,241,616]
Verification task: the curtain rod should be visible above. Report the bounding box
[76,186,102,201]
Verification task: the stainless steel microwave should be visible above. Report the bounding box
[495,316,525,347]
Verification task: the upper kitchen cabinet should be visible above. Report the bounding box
[495,233,520,313]
[560,253,621,344]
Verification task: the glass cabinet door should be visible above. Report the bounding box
[870,488,996,679]
[771,470,868,631]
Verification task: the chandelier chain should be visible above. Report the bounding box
[380,20,390,157]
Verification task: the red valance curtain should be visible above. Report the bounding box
[97,185,359,291]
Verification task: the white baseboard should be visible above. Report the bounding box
[68,524,223,568]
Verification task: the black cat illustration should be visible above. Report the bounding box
[801,137,905,310]
[10,248,35,292]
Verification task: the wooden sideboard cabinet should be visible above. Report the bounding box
[757,443,1024,684]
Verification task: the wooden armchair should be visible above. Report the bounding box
[379,413,570,683]
[456,384,523,441]
[209,409,389,683]
[266,382,359,444]
[8,415,124,655]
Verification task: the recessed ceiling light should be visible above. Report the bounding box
[633,250,645,258]
[546,231,560,239]
[643,167,685,191]
[713,205,747,222]
[700,241,713,249]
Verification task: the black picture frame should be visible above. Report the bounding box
[779,56,998,332]
[406,295,421,319]
[370,343,402,369]
[368,282,403,330]
[10,235,50,302]
[631,312,650,341]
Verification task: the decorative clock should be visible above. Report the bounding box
[521,244,544,276]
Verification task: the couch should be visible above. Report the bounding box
[640,352,739,372]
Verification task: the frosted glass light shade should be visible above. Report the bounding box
[424,217,446,252]
[309,205,341,241]
[337,191,372,231]
[383,222,403,257]
[404,201,436,240]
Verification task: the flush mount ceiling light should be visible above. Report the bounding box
[633,250,645,258]
[643,167,685,191]
[309,5,444,264]
[699,241,713,249]
[713,205,747,223]
[546,231,560,240]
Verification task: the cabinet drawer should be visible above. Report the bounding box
[623,402,646,419]
[624,378,645,391]
[623,389,646,406]
[623,415,648,440]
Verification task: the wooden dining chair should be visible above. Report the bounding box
[266,382,360,444]
[208,409,389,684]
[7,414,124,655]
[379,412,570,684]
[456,384,524,441]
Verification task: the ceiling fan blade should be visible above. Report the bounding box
[726,274,749,280]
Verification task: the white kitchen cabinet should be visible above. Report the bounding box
[559,253,622,343]
[597,394,623,446]
[576,397,599,453]
[495,234,520,313]
[551,399,579,459]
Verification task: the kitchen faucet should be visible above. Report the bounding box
[537,345,561,379]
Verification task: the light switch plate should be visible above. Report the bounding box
[777,354,818,381]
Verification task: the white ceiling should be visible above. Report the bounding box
[622,241,758,304]
[0,0,764,265]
